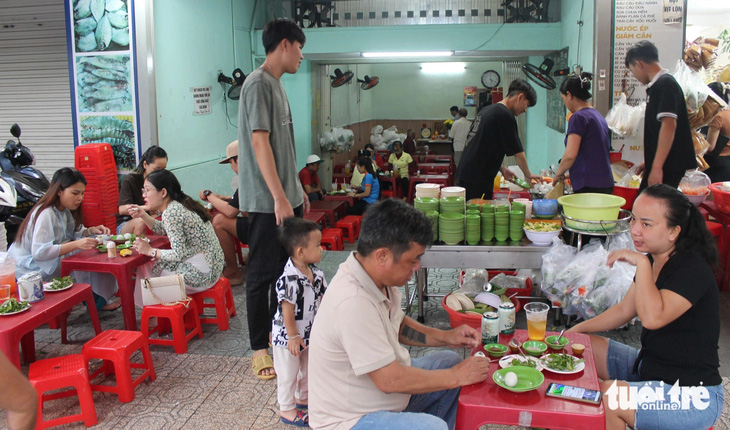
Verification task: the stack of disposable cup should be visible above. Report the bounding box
[513,198,532,219]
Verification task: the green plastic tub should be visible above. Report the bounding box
[557,193,626,231]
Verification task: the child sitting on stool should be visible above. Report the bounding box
[272,217,327,427]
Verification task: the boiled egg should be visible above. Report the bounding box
[124,233,132,240]
[504,371,518,388]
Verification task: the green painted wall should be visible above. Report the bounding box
[525,0,595,173]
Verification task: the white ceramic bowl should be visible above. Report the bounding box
[523,228,561,246]
[683,193,708,205]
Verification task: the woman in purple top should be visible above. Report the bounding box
[553,73,614,194]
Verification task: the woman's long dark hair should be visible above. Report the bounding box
[16,167,87,245]
[641,184,718,268]
[145,169,211,223]
[357,155,375,177]
[135,146,168,175]
[559,72,593,101]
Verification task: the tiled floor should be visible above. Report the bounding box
[2,248,729,430]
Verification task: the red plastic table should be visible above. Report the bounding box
[304,211,326,229]
[456,330,605,430]
[323,194,355,208]
[60,235,170,331]
[379,175,400,198]
[408,174,450,201]
[309,200,347,227]
[0,283,102,369]
[699,200,730,291]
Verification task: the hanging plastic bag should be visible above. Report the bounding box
[672,60,710,114]
[605,93,644,136]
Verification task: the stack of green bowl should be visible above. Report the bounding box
[414,197,439,214]
[481,204,494,213]
[465,209,480,217]
[494,211,510,241]
[509,210,526,241]
[425,210,439,240]
[440,196,465,215]
[495,205,510,214]
[480,211,495,241]
[511,201,526,215]
[439,213,465,245]
[465,214,481,245]
[466,203,481,213]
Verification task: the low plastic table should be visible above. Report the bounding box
[0,283,102,369]
[323,194,355,208]
[309,200,347,227]
[408,174,450,201]
[456,330,604,430]
[60,235,170,331]
[304,211,326,229]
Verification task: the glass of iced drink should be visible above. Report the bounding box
[525,302,550,340]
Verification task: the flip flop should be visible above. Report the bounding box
[252,354,276,380]
[281,409,308,427]
[101,300,122,311]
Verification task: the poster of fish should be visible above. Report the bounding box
[72,0,130,52]
[79,115,136,170]
[66,0,140,174]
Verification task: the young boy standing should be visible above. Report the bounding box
[272,217,327,427]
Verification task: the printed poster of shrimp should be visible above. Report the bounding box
[75,55,132,113]
[463,86,477,107]
[79,115,137,172]
[72,0,130,52]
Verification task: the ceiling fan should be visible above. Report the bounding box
[330,68,354,88]
[217,68,246,100]
[357,75,379,90]
[522,57,556,90]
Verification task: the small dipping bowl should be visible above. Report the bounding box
[484,343,509,358]
[508,339,522,354]
[522,340,548,357]
[571,343,585,357]
[545,335,570,352]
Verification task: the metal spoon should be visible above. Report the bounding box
[556,329,565,344]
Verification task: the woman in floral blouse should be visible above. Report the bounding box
[130,169,224,304]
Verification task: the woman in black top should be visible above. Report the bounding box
[568,185,723,430]
[117,146,168,235]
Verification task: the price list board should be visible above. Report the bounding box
[610,0,686,165]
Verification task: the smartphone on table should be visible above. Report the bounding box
[545,383,602,405]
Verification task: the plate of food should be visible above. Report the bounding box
[43,276,74,292]
[116,243,132,250]
[111,233,136,245]
[540,353,585,374]
[498,354,544,371]
[0,298,31,316]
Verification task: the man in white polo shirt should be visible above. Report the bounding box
[309,199,490,430]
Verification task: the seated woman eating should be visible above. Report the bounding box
[8,167,120,311]
[567,184,723,430]
[129,169,224,304]
[346,156,380,216]
[117,146,168,236]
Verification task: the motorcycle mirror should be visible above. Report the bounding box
[10,124,21,139]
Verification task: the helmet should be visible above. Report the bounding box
[0,178,17,208]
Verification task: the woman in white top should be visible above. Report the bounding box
[8,167,119,310]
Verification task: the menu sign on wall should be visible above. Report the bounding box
[611,0,686,165]
[65,0,140,173]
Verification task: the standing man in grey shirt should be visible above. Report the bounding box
[237,18,308,380]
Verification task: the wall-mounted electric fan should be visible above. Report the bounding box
[330,68,354,88]
[358,75,379,90]
[218,68,246,100]
[522,58,556,90]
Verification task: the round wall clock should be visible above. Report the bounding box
[481,70,501,89]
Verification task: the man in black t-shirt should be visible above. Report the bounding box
[625,41,695,189]
[200,140,248,285]
[456,79,542,200]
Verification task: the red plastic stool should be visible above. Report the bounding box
[381,189,394,199]
[335,217,361,244]
[321,228,344,250]
[141,301,203,354]
[29,354,98,429]
[81,330,156,403]
[343,214,363,229]
[190,278,237,331]
[234,237,248,265]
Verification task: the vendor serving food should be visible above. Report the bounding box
[567,185,723,430]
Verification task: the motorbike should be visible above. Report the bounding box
[1,124,50,244]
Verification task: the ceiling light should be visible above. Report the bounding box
[421,62,466,74]
[361,51,454,58]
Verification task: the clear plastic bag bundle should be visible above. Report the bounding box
[617,164,642,188]
[457,269,490,297]
[679,169,711,196]
[540,237,577,307]
[606,93,645,137]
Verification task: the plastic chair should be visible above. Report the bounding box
[336,215,363,244]
[29,354,98,429]
[233,237,248,265]
[141,301,203,354]
[189,278,237,331]
[321,228,344,250]
[81,330,156,403]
